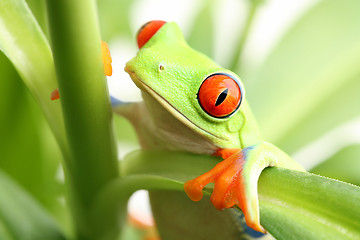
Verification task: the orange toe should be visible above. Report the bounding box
[184,180,204,201]
[210,161,243,210]
[184,151,245,209]
[51,88,60,100]
[184,154,235,202]
[184,150,266,233]
[247,220,266,234]
[101,41,112,76]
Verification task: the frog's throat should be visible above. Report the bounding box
[125,68,227,141]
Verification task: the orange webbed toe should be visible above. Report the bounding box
[184,152,237,202]
[210,154,244,210]
[101,41,112,76]
[184,149,266,234]
[184,150,244,208]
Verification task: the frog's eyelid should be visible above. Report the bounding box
[137,20,166,49]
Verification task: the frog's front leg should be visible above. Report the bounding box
[184,142,304,233]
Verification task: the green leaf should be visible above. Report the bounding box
[117,150,360,239]
[0,0,67,152]
[0,0,70,229]
[228,0,261,73]
[25,0,47,35]
[113,116,138,144]
[246,0,360,153]
[148,191,244,240]
[0,52,44,195]
[187,0,216,58]
[97,0,133,41]
[0,221,15,240]
[0,52,65,224]
[0,170,66,240]
[311,144,360,186]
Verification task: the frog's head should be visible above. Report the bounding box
[125,21,246,148]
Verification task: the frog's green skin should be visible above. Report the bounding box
[118,22,261,152]
[113,22,304,239]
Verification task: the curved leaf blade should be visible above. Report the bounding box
[246,0,360,153]
[0,170,66,240]
[311,144,360,186]
[0,0,67,151]
[187,0,215,58]
[97,0,133,41]
[0,52,65,223]
[92,174,183,239]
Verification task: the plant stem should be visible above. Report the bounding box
[229,1,259,73]
[45,1,119,239]
[93,175,184,239]
[120,150,360,240]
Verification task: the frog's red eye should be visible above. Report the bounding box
[197,73,243,118]
[137,20,166,49]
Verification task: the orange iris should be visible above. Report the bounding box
[197,73,242,118]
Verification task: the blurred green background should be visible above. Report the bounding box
[0,0,359,239]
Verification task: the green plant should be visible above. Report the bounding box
[0,0,359,239]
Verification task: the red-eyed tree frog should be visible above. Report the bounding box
[109,21,305,237]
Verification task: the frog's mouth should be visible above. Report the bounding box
[124,67,226,141]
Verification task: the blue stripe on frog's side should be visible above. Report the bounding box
[242,145,256,157]
[230,209,272,240]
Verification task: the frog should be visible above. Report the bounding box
[109,20,305,237]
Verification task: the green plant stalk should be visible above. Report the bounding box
[229,1,259,72]
[45,1,119,239]
[258,169,360,240]
[118,150,360,240]
[92,175,183,240]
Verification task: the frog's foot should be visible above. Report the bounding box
[51,41,112,101]
[184,143,305,233]
[184,148,265,233]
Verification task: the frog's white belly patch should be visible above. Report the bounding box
[137,100,217,154]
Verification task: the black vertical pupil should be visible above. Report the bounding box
[215,88,228,106]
